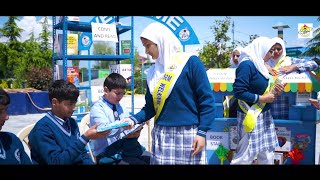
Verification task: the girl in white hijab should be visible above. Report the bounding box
[265,37,290,76]
[230,36,284,164]
[265,37,318,120]
[223,47,245,118]
[229,47,244,68]
[140,22,183,94]
[122,22,216,165]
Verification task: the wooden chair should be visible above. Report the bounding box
[79,113,96,163]
[17,123,35,151]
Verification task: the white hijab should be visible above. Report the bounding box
[230,46,244,68]
[140,22,183,94]
[238,36,274,79]
[266,37,287,67]
[272,37,286,61]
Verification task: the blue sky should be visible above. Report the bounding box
[0,16,319,57]
[75,16,320,56]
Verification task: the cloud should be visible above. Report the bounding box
[16,16,53,42]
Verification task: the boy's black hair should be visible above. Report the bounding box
[0,88,10,106]
[48,79,79,103]
[104,73,127,91]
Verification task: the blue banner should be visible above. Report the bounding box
[90,16,200,46]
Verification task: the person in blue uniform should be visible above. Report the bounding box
[123,22,216,165]
[28,79,109,164]
[90,73,151,165]
[265,37,318,119]
[0,88,32,164]
[230,37,285,164]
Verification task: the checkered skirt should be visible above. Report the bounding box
[151,124,206,165]
[237,110,278,155]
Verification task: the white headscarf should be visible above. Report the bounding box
[271,37,286,61]
[238,36,274,79]
[267,37,291,67]
[230,46,244,68]
[140,22,183,94]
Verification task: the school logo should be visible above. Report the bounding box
[179,27,190,41]
[0,141,6,159]
[81,35,91,46]
[298,23,313,38]
[14,149,21,163]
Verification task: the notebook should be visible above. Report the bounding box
[97,121,130,132]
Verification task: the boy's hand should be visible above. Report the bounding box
[84,123,110,140]
[125,128,143,138]
[121,118,135,130]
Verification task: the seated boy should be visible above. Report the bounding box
[90,73,151,165]
[0,88,33,164]
[28,79,109,164]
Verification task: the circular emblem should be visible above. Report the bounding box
[81,35,90,46]
[179,27,190,41]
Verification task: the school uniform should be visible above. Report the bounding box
[0,132,32,164]
[28,112,93,165]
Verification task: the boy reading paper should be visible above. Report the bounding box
[90,73,151,165]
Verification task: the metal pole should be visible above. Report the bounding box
[232,21,235,49]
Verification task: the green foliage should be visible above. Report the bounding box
[38,16,51,51]
[122,47,141,69]
[12,79,22,89]
[198,17,232,69]
[122,47,147,94]
[92,42,115,69]
[7,45,24,78]
[26,67,53,91]
[0,16,23,42]
[302,17,320,57]
[76,102,90,111]
[0,16,53,83]
[0,43,9,79]
[132,70,146,94]
[0,80,8,89]
[198,17,257,69]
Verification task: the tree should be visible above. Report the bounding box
[0,16,24,79]
[0,16,23,43]
[198,17,258,69]
[38,16,51,51]
[38,16,53,67]
[231,35,258,51]
[0,43,9,79]
[249,34,259,43]
[23,30,51,68]
[198,17,232,69]
[92,42,115,69]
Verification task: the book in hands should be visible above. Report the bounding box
[309,98,320,110]
[126,123,145,134]
[96,121,130,132]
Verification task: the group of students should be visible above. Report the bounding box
[1,22,215,165]
[1,22,319,165]
[225,36,318,164]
